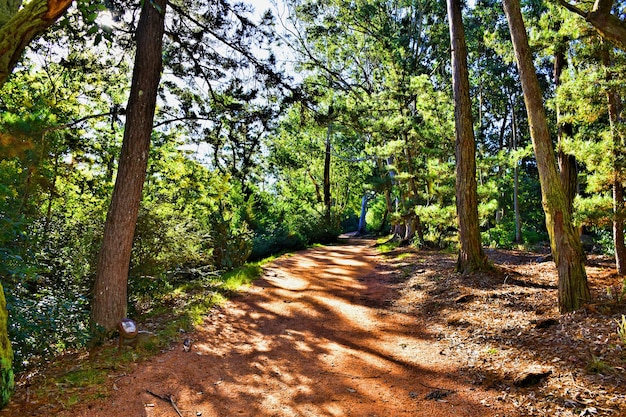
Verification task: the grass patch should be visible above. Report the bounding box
[57,368,106,388]
[375,236,400,254]
[222,264,263,291]
[25,258,269,413]
[149,263,264,341]
[586,355,613,374]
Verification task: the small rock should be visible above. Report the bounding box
[425,389,455,400]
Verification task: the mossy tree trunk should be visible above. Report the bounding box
[503,0,591,312]
[0,284,13,409]
[91,0,166,334]
[0,0,73,86]
[0,0,73,408]
[447,0,490,273]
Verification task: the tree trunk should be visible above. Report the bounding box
[323,120,332,225]
[447,0,490,273]
[503,0,590,312]
[91,0,166,334]
[554,40,578,215]
[614,179,626,275]
[602,45,626,274]
[0,0,73,86]
[0,283,13,409]
[357,194,367,235]
[0,0,73,406]
[375,157,393,235]
[510,96,522,243]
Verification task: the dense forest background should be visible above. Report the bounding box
[1,0,626,403]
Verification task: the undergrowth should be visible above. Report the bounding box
[14,260,268,411]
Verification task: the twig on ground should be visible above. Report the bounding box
[146,389,184,417]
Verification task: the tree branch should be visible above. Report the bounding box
[557,0,586,18]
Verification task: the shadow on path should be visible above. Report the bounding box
[64,238,519,417]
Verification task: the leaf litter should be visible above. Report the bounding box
[382,246,626,416]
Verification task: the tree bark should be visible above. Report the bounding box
[0,0,73,86]
[554,40,578,216]
[357,194,367,235]
[91,0,166,334]
[447,0,490,273]
[323,118,332,226]
[559,0,626,52]
[503,0,591,312]
[0,283,13,408]
[510,95,522,243]
[602,45,626,275]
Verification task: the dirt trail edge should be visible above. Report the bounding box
[64,238,518,417]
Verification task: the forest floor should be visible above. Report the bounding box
[3,236,626,416]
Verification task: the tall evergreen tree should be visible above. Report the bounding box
[503,0,591,312]
[91,0,167,334]
[447,0,490,272]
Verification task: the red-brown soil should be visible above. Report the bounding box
[4,237,626,416]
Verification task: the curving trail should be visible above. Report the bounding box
[63,238,518,417]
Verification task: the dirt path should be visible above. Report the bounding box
[61,238,518,417]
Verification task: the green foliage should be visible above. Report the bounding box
[249,191,342,261]
[574,194,613,228]
[7,289,90,370]
[375,237,400,254]
[586,355,613,375]
[252,222,307,260]
[209,209,254,270]
[415,204,457,248]
[131,203,208,277]
[365,195,389,234]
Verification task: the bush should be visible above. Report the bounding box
[209,212,253,270]
[365,195,389,234]
[6,287,90,371]
[251,223,307,260]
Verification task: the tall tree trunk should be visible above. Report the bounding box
[376,158,392,235]
[323,120,332,226]
[554,40,578,215]
[91,0,167,334]
[503,0,591,312]
[447,0,490,273]
[402,137,419,243]
[357,194,368,235]
[602,45,626,274]
[510,95,522,243]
